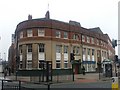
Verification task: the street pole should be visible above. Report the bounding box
[99,64,100,80]
[72,63,74,81]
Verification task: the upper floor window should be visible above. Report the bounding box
[20,31,23,39]
[87,36,90,43]
[83,48,86,55]
[39,43,45,52]
[92,49,94,56]
[64,32,68,39]
[82,35,85,42]
[88,48,90,55]
[38,29,45,36]
[27,29,32,37]
[19,45,22,54]
[56,45,61,53]
[91,37,94,44]
[97,39,99,45]
[27,44,32,53]
[56,31,61,38]
[73,34,79,40]
[76,47,80,54]
[64,46,68,53]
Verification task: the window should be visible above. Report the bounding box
[56,45,61,53]
[27,29,32,37]
[73,46,76,53]
[26,61,32,69]
[20,61,22,69]
[39,43,45,52]
[88,48,90,55]
[56,31,61,38]
[83,48,86,55]
[20,31,23,38]
[56,61,61,69]
[73,34,79,40]
[92,49,94,56]
[64,32,68,39]
[97,39,99,45]
[76,47,80,54]
[19,45,22,54]
[64,46,68,53]
[91,37,94,44]
[38,29,45,36]
[82,35,85,42]
[39,61,45,69]
[64,61,68,69]
[87,36,90,43]
[27,44,32,53]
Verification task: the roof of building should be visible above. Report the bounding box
[89,27,103,34]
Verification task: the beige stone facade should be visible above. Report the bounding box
[12,14,115,73]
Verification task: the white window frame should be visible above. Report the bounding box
[20,31,23,39]
[91,37,94,44]
[27,29,32,37]
[87,36,90,43]
[27,44,32,60]
[38,29,45,36]
[26,60,32,69]
[97,39,99,45]
[64,32,68,39]
[73,34,79,40]
[64,61,68,69]
[56,31,61,38]
[56,60,61,69]
[82,35,85,42]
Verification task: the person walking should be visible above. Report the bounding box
[4,68,7,79]
[82,66,85,75]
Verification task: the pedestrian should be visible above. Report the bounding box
[8,67,11,76]
[82,66,85,75]
[4,68,7,79]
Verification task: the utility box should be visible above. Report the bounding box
[112,77,119,90]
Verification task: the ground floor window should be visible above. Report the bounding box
[26,60,32,69]
[19,61,22,69]
[64,61,68,69]
[56,61,61,69]
[38,61,45,69]
[83,64,96,72]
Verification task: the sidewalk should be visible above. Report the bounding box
[3,73,112,83]
[75,73,112,83]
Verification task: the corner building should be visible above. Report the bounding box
[14,12,115,73]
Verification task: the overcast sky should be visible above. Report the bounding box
[0,0,119,60]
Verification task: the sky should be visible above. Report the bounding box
[0,0,119,61]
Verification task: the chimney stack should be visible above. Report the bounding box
[28,14,32,20]
[45,11,50,19]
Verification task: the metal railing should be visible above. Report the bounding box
[1,79,21,90]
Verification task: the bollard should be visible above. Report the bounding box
[112,77,119,90]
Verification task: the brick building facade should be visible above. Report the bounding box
[8,11,115,73]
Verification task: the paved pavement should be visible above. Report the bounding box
[0,73,114,89]
[2,72,112,83]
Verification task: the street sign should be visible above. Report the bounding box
[112,77,119,89]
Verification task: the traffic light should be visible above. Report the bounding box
[112,39,117,48]
[115,55,118,62]
[70,53,75,61]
